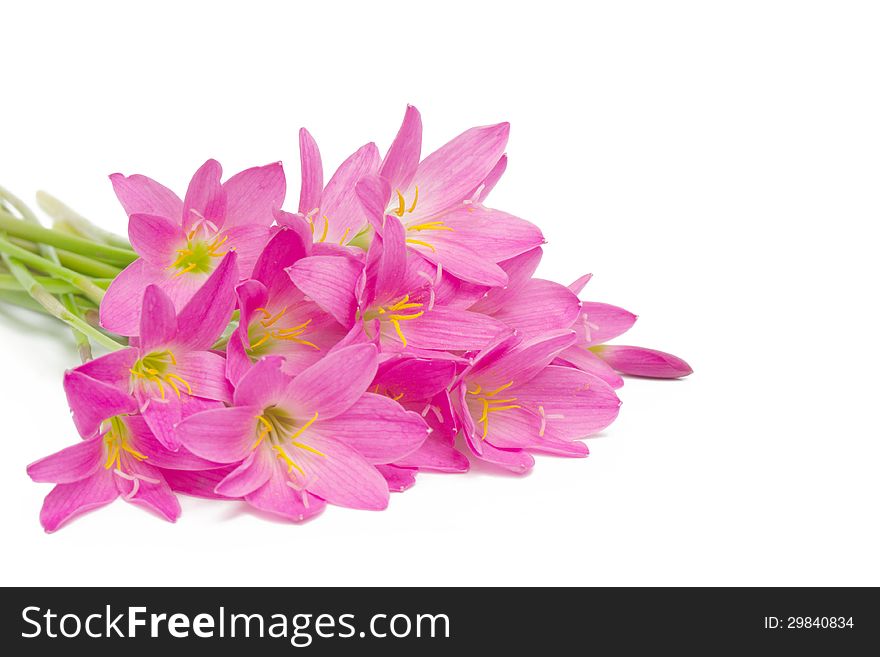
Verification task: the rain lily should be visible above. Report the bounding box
[101,159,284,335]
[289,213,507,356]
[176,345,429,521]
[451,331,622,473]
[555,273,693,386]
[232,227,348,376]
[73,252,238,449]
[26,370,197,532]
[354,105,544,286]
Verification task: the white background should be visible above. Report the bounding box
[1,1,878,587]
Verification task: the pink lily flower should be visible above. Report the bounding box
[295,129,380,246]
[556,274,693,387]
[73,252,238,450]
[101,159,285,335]
[355,105,544,286]
[451,331,622,473]
[176,345,429,521]
[27,373,193,532]
[289,213,508,356]
[232,227,348,376]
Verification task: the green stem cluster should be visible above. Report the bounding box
[0,185,135,360]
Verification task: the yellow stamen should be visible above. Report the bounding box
[406,238,436,252]
[319,215,329,242]
[166,373,193,396]
[390,319,407,347]
[408,186,419,213]
[289,411,319,442]
[392,392,405,401]
[249,333,271,349]
[407,221,453,232]
[467,384,482,395]
[260,307,288,328]
[272,445,305,476]
[487,405,521,412]
[389,311,424,321]
[394,190,406,217]
[291,441,326,457]
[173,262,197,277]
[339,227,351,245]
[484,381,514,397]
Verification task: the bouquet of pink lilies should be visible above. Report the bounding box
[0,107,691,531]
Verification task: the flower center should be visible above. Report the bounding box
[304,210,355,246]
[361,294,424,348]
[252,407,323,479]
[389,186,455,252]
[102,416,148,471]
[169,231,228,277]
[466,381,521,440]
[247,307,319,357]
[130,349,192,400]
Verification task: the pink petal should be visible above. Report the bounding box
[554,347,625,389]
[592,345,693,379]
[310,392,428,463]
[139,285,178,352]
[407,122,509,219]
[183,159,227,232]
[27,436,103,484]
[215,449,274,497]
[222,162,286,229]
[222,224,271,277]
[380,105,422,192]
[283,344,378,420]
[471,247,544,315]
[174,351,232,402]
[116,458,180,522]
[245,463,327,522]
[568,273,593,295]
[234,279,268,347]
[141,394,183,449]
[39,469,118,533]
[394,435,469,473]
[251,227,308,298]
[127,415,222,470]
[395,307,507,352]
[175,251,238,351]
[369,214,407,302]
[515,365,621,438]
[473,441,534,475]
[373,356,456,402]
[274,209,314,250]
[489,279,581,339]
[431,206,544,263]
[578,302,637,345]
[176,405,261,463]
[376,464,417,493]
[225,331,251,389]
[287,254,363,326]
[411,241,508,288]
[109,173,183,220]
[73,347,138,391]
[355,175,392,231]
[63,370,138,439]
[319,142,380,243]
[298,128,324,215]
[128,213,184,266]
[99,258,153,336]
[162,467,236,499]
[232,356,293,408]
[467,330,577,390]
[295,434,390,510]
[471,154,507,202]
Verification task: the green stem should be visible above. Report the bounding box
[0,211,136,266]
[0,254,125,351]
[1,186,95,360]
[0,289,51,315]
[0,235,105,304]
[0,273,82,293]
[7,236,122,277]
[37,191,133,250]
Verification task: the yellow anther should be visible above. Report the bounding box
[260,306,288,328]
[249,334,271,349]
[487,405,521,412]
[389,311,424,321]
[484,381,514,397]
[408,186,419,213]
[392,392,405,401]
[272,445,305,476]
[394,190,406,217]
[406,238,436,252]
[319,215,329,242]
[467,384,482,395]
[407,221,452,232]
[339,227,351,245]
